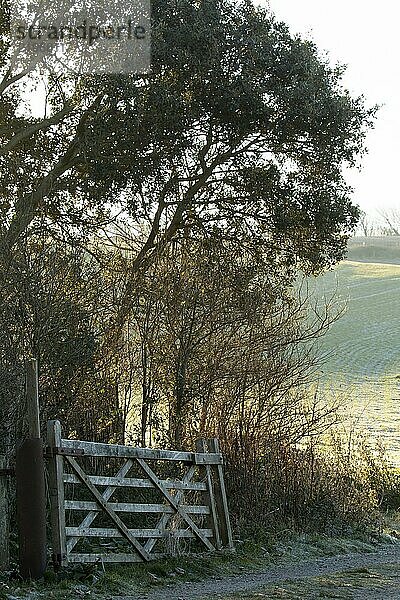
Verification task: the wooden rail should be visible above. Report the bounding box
[47,420,233,567]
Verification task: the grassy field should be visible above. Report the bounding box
[310,257,400,465]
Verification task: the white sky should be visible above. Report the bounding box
[265,0,399,218]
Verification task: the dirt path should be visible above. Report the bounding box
[113,545,400,600]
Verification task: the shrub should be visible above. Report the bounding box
[222,427,397,538]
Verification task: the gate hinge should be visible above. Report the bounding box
[44,446,84,458]
[52,552,67,568]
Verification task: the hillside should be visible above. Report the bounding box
[311,245,400,464]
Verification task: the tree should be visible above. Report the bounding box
[378,208,400,236]
[1,0,373,280]
[357,211,376,236]
[121,234,340,449]
[0,235,126,451]
[0,0,374,451]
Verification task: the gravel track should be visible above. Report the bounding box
[112,545,400,600]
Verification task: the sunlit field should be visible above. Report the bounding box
[311,259,400,465]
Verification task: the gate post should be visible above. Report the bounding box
[15,359,47,579]
[195,438,222,549]
[47,420,67,569]
[207,438,234,550]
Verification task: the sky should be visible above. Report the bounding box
[265,0,399,218]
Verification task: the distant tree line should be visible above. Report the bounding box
[357,209,400,236]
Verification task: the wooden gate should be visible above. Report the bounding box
[46,420,233,567]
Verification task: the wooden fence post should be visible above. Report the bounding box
[47,420,67,569]
[195,439,222,549]
[0,455,10,570]
[207,438,234,550]
[15,359,47,579]
[25,359,41,439]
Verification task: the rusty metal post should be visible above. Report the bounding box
[16,359,47,579]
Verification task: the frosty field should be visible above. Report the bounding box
[312,259,400,465]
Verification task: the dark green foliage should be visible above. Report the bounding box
[0,0,374,274]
